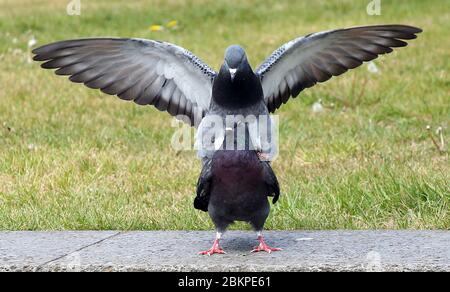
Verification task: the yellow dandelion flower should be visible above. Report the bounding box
[166,20,178,29]
[149,25,164,32]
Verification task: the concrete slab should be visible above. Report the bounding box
[1,231,449,271]
[0,231,119,271]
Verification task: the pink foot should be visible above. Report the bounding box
[199,239,226,256]
[251,236,282,254]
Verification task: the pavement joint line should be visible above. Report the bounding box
[34,231,124,271]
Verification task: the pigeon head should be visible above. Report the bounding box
[224,45,248,80]
[212,45,263,108]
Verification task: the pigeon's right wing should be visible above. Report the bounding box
[256,25,422,112]
[33,38,217,126]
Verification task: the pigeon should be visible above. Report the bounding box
[32,24,421,255]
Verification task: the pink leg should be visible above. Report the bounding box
[199,233,226,256]
[251,235,282,254]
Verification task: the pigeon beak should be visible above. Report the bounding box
[229,68,237,81]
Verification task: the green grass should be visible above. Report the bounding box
[0,0,448,230]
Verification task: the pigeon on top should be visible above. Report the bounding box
[33,24,421,255]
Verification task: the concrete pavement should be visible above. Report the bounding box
[0,231,449,272]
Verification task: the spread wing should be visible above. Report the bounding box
[33,38,217,126]
[256,25,422,112]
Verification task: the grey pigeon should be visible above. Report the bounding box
[33,24,421,255]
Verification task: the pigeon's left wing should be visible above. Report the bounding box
[33,38,216,126]
[256,25,422,112]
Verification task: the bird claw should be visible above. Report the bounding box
[199,247,226,256]
[199,239,226,256]
[251,245,282,254]
[251,236,282,253]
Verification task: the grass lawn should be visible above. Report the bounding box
[0,0,448,230]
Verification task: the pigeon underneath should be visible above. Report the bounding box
[32,24,422,255]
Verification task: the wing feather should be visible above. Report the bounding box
[33,38,216,126]
[256,25,422,112]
